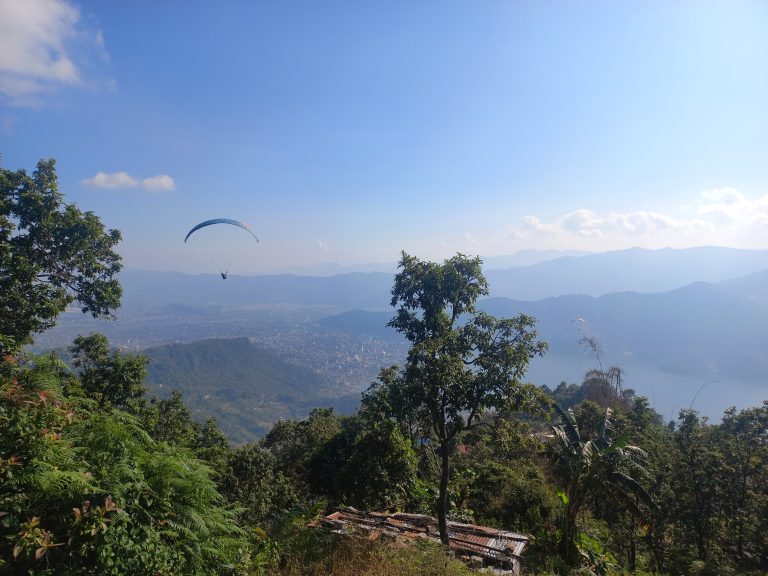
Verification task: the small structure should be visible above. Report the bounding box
[318,508,529,575]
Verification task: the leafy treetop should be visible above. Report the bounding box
[0,159,122,353]
[382,251,548,544]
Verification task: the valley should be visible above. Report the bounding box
[32,247,768,440]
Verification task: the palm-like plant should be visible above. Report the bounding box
[550,402,655,566]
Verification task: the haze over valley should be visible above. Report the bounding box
[35,246,768,439]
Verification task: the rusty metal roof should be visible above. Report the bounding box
[319,508,529,574]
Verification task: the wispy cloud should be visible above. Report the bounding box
[94,30,110,63]
[0,0,107,106]
[313,240,329,251]
[81,171,176,192]
[464,232,480,248]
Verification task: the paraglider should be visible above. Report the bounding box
[184,219,258,279]
[184,218,259,243]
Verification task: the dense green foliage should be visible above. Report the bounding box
[0,159,122,354]
[549,402,655,565]
[69,333,148,412]
[0,354,249,575]
[254,381,768,576]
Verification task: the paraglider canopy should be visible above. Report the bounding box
[184,218,259,243]
[184,219,258,278]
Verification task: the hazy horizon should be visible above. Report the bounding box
[2,1,768,275]
[118,244,768,277]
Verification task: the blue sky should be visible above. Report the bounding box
[2,0,768,274]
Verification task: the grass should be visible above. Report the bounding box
[265,529,476,576]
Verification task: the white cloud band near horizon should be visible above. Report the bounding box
[504,187,768,251]
[518,209,706,239]
[81,171,176,192]
[0,0,106,106]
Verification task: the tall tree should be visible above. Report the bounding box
[672,410,722,563]
[0,159,122,353]
[383,252,547,543]
[142,390,198,445]
[717,403,768,568]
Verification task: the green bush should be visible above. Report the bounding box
[0,354,251,575]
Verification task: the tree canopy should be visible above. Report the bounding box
[0,159,122,353]
[378,252,548,543]
[69,333,148,412]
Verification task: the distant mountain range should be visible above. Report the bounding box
[484,246,768,299]
[140,262,767,441]
[270,249,591,275]
[118,269,393,310]
[319,267,768,419]
[318,267,768,379]
[117,246,768,308]
[34,245,768,428]
[482,249,592,269]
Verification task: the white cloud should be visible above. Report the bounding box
[0,0,107,105]
[314,240,328,251]
[697,187,768,227]
[513,208,705,244]
[81,171,176,192]
[140,174,176,192]
[508,187,768,251]
[81,171,137,189]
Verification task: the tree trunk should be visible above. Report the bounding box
[560,503,578,566]
[437,440,450,545]
[629,495,637,572]
[629,513,637,572]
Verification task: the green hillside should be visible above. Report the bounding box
[144,337,358,443]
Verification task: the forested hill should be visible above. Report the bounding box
[323,269,768,378]
[481,273,768,379]
[143,338,359,443]
[321,270,768,418]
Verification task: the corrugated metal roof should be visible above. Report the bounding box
[318,508,529,574]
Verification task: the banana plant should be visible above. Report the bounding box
[550,402,656,566]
